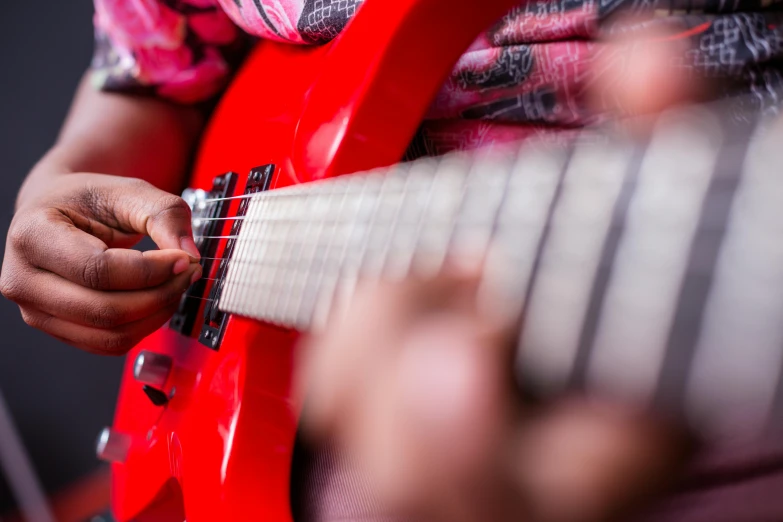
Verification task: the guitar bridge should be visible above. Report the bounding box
[198,165,275,349]
[169,172,238,335]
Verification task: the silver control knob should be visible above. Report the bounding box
[96,427,131,463]
[133,351,172,389]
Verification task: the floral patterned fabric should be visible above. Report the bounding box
[92,0,783,150]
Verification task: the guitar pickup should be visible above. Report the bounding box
[199,165,275,349]
[169,172,238,336]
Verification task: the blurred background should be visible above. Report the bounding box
[0,0,124,518]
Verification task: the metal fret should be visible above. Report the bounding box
[289,183,348,327]
[518,137,633,395]
[273,194,304,318]
[262,190,305,321]
[685,117,783,439]
[308,175,373,331]
[263,193,298,322]
[382,159,437,281]
[251,194,276,315]
[221,195,261,314]
[358,165,411,282]
[274,190,310,327]
[450,149,515,289]
[411,153,472,277]
[375,172,414,280]
[479,142,569,321]
[281,186,336,325]
[232,204,259,317]
[586,108,722,406]
[329,172,392,322]
[275,191,315,325]
[239,193,275,317]
[242,187,293,315]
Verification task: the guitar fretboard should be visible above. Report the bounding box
[219,102,783,442]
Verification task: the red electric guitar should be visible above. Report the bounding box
[97,0,783,520]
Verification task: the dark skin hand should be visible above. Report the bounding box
[1,75,205,353]
[2,174,202,353]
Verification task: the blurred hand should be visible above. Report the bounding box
[591,27,705,118]
[1,173,201,354]
[300,268,691,522]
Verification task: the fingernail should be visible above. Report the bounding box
[180,236,201,260]
[173,258,190,275]
[190,267,202,285]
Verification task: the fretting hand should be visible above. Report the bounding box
[300,269,691,522]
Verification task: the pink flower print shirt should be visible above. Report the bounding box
[92,0,783,153]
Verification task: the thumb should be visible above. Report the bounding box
[97,177,202,259]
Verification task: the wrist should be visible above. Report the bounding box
[16,146,75,211]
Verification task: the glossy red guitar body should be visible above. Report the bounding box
[109,1,521,520]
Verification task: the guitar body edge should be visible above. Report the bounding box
[110,38,318,522]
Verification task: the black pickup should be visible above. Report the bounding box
[169,172,238,336]
[198,165,275,350]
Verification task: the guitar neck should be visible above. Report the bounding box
[219,102,783,442]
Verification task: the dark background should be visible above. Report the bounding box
[0,0,125,513]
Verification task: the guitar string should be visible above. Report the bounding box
[185,214,534,306]
[189,187,740,263]
[190,159,743,301]
[194,216,246,222]
[201,189,316,204]
[192,184,742,222]
[196,177,743,204]
[181,197,551,311]
[202,193,256,203]
[184,154,746,311]
[187,202,739,299]
[197,173,559,207]
[179,220,741,321]
[181,295,217,303]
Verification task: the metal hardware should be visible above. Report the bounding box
[199,165,275,349]
[133,351,172,389]
[96,427,131,463]
[170,172,238,335]
[181,188,207,212]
